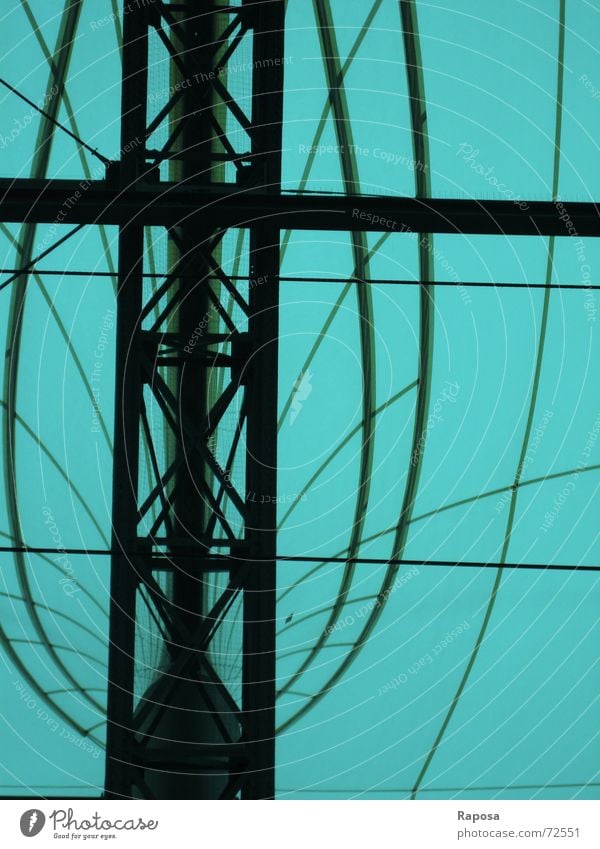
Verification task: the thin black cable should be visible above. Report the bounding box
[1,545,597,572]
[0,268,597,290]
[0,224,86,294]
[278,781,600,793]
[0,77,111,166]
[276,555,597,572]
[280,277,600,291]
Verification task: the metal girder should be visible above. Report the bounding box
[2,179,600,235]
[239,0,285,795]
[104,0,149,800]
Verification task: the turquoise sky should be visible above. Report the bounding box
[0,0,598,799]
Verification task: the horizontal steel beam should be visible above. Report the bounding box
[1,179,599,236]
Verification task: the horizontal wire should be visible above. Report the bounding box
[0,268,598,290]
[277,555,600,572]
[0,544,597,572]
[279,277,600,291]
[278,782,600,794]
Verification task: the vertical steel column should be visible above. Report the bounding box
[104,5,148,799]
[242,0,285,800]
[169,1,216,644]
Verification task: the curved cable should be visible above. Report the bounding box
[410,0,567,797]
[278,380,418,530]
[1,0,108,723]
[0,224,113,450]
[277,0,378,701]
[0,529,107,617]
[277,0,434,731]
[277,0,387,431]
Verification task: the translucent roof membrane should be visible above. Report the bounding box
[0,0,121,796]
[283,0,600,201]
[0,226,115,795]
[0,0,598,801]
[275,232,599,797]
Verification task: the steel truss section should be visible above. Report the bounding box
[104,0,284,799]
